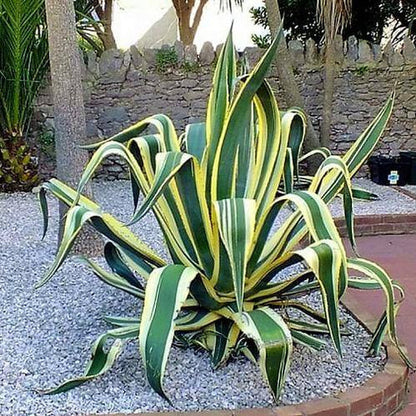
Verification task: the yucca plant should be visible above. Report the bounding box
[37,29,413,402]
[0,0,49,192]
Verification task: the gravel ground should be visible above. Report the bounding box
[330,178,416,217]
[0,181,389,416]
[404,184,416,195]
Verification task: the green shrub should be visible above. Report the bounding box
[155,46,179,72]
[0,0,48,192]
[354,64,371,76]
[38,126,56,160]
[37,28,413,402]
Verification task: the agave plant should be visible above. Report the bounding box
[37,29,412,402]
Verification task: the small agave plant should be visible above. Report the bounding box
[37,29,412,402]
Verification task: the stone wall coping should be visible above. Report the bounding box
[86,35,416,80]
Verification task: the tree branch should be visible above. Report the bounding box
[191,0,208,34]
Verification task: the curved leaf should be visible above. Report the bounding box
[129,151,193,224]
[347,258,414,369]
[183,122,207,162]
[78,256,144,298]
[82,113,180,151]
[139,265,199,400]
[210,26,283,202]
[40,325,138,395]
[104,242,143,289]
[35,206,96,289]
[232,307,292,401]
[175,309,221,332]
[214,198,256,312]
[295,240,343,357]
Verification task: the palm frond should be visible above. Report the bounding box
[317,0,352,39]
[0,0,48,136]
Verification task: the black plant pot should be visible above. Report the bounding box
[399,151,416,185]
[368,156,410,186]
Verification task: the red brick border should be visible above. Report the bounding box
[100,291,410,416]
[335,214,416,237]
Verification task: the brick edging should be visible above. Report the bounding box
[100,293,410,416]
[335,213,416,237]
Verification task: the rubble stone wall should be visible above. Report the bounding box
[34,37,416,180]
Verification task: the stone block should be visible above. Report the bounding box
[199,41,215,65]
[130,45,146,69]
[215,43,224,57]
[346,35,358,62]
[87,50,98,75]
[307,72,322,86]
[244,47,263,68]
[174,40,185,63]
[383,41,404,67]
[99,49,122,74]
[372,43,382,62]
[99,107,128,125]
[181,78,199,88]
[86,122,99,138]
[184,44,198,63]
[357,40,374,63]
[288,39,304,66]
[143,48,157,66]
[403,36,416,64]
[305,38,318,65]
[98,49,128,83]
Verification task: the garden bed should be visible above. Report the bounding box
[0,180,411,416]
[330,178,416,217]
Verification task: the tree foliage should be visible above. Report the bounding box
[75,0,117,54]
[251,0,416,47]
[0,0,49,191]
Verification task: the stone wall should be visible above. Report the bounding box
[34,36,416,180]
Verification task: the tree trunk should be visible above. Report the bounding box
[173,0,209,46]
[45,0,102,255]
[264,0,321,160]
[317,0,351,150]
[98,0,117,50]
[320,39,336,149]
[178,20,195,46]
[176,2,196,45]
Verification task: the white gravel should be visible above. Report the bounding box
[330,178,416,217]
[404,184,416,195]
[0,181,389,416]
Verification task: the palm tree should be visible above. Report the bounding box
[317,0,352,148]
[75,0,117,53]
[45,0,101,252]
[0,0,49,192]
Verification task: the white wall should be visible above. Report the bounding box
[113,0,267,50]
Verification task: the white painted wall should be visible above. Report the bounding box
[113,0,267,50]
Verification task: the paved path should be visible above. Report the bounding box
[348,235,416,415]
